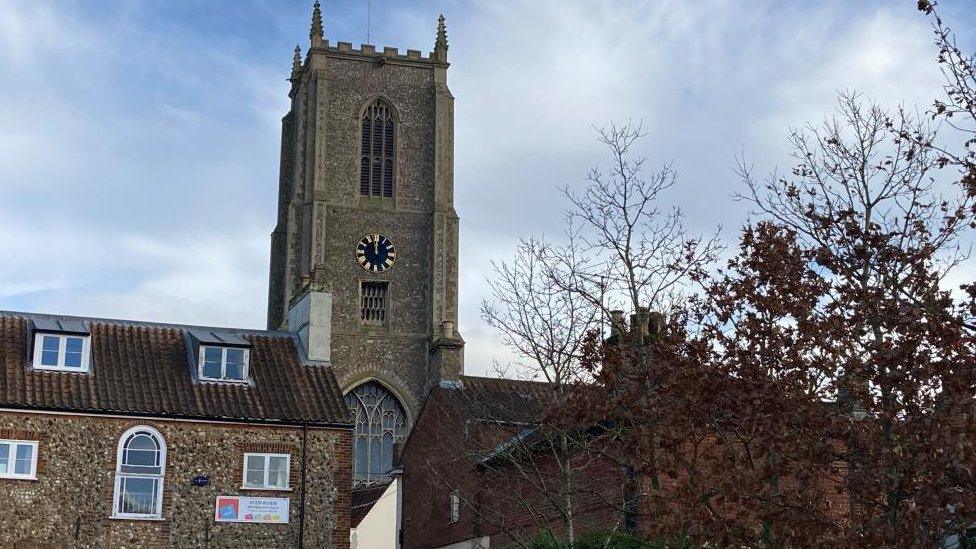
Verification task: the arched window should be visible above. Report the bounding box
[344,381,407,485]
[360,99,396,198]
[112,426,166,519]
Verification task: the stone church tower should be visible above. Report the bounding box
[266,1,463,477]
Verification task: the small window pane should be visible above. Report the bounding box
[268,456,288,487]
[119,477,159,515]
[0,443,8,475]
[202,347,223,379]
[122,434,160,474]
[355,437,367,475]
[225,348,245,380]
[204,347,222,362]
[41,335,60,366]
[245,455,265,486]
[125,435,158,466]
[14,445,33,475]
[369,435,383,475]
[202,361,222,379]
[64,337,84,368]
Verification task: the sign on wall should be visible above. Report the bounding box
[214,496,290,524]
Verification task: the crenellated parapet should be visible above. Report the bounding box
[318,41,449,66]
[288,1,449,85]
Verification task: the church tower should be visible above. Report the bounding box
[267,3,464,485]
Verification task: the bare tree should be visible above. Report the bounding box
[919,0,976,180]
[481,238,597,386]
[478,238,602,546]
[735,93,971,402]
[548,121,722,329]
[442,122,721,547]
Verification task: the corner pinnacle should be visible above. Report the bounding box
[434,13,448,61]
[310,1,324,46]
[290,45,303,82]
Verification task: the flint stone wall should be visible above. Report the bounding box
[0,411,351,548]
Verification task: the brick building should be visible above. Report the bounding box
[400,376,632,548]
[398,317,855,548]
[0,312,352,547]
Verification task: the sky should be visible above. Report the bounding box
[1,0,974,376]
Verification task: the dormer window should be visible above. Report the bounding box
[188,329,252,384]
[198,346,249,382]
[31,318,91,373]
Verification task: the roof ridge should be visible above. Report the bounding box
[459,374,552,386]
[0,309,294,337]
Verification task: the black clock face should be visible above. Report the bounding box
[357,234,396,272]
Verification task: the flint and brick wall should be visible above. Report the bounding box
[0,411,351,548]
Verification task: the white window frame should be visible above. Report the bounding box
[197,345,250,383]
[32,332,91,373]
[111,426,166,520]
[0,439,39,480]
[242,452,291,490]
[449,489,460,523]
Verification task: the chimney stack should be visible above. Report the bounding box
[287,284,333,362]
[609,310,626,341]
[630,307,649,339]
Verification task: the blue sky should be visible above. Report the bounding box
[2,0,974,375]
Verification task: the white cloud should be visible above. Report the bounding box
[0,0,971,376]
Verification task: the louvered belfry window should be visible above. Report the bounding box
[361,281,388,325]
[360,99,396,198]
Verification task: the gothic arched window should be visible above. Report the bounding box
[344,381,407,485]
[359,99,396,198]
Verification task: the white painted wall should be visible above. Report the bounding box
[351,478,401,549]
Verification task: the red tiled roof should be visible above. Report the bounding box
[443,375,554,424]
[0,312,351,426]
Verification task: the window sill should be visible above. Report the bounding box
[109,515,165,522]
[198,378,251,385]
[241,486,293,492]
[357,196,396,211]
[0,475,37,481]
[32,366,91,374]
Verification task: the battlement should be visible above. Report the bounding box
[293,2,449,82]
[315,40,444,65]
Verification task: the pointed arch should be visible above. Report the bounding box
[359,98,397,198]
[344,380,408,486]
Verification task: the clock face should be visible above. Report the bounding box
[356,234,396,272]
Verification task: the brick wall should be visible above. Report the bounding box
[0,411,351,548]
[400,391,629,548]
[402,392,854,547]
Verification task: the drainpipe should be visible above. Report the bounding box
[299,421,309,547]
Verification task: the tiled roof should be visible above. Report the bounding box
[0,311,351,426]
[351,481,392,527]
[441,375,554,424]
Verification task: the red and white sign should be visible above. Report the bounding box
[214,496,289,524]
